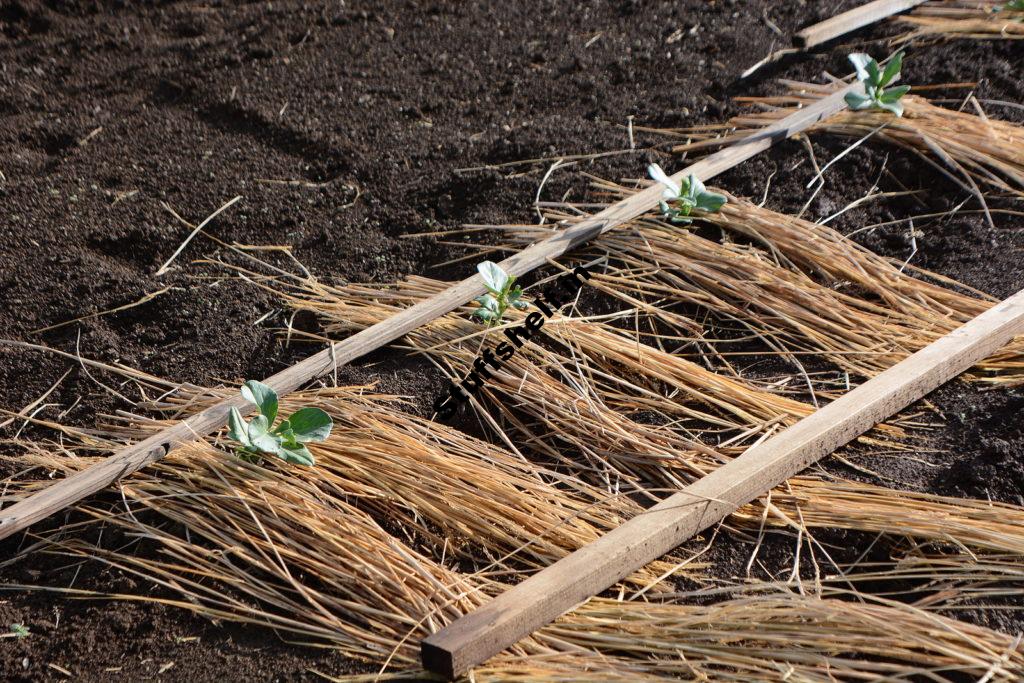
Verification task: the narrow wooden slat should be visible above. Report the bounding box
[422,288,1024,679]
[794,0,928,48]
[0,83,858,543]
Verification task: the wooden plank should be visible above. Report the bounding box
[794,0,928,48]
[0,83,859,544]
[422,287,1024,679]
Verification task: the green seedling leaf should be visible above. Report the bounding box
[471,263,524,325]
[9,623,29,638]
[880,85,911,103]
[225,381,328,466]
[879,51,903,88]
[280,443,315,466]
[252,433,283,455]
[845,91,872,110]
[695,191,728,213]
[864,59,881,86]
[227,407,252,449]
[848,53,873,82]
[241,380,278,423]
[287,407,333,443]
[247,414,269,440]
[683,173,706,201]
[648,163,681,200]
[246,414,281,454]
[878,100,905,117]
[477,261,510,294]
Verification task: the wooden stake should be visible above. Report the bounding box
[0,84,858,543]
[794,0,928,48]
[422,288,1024,679]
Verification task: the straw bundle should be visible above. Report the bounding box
[8,426,1024,680]
[7,143,1024,676]
[834,547,1024,609]
[6,394,681,669]
[895,1,1024,42]
[660,81,1024,199]
[476,186,1024,387]
[248,270,1024,559]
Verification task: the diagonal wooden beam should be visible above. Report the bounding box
[794,0,928,48]
[422,287,1024,679]
[0,83,859,544]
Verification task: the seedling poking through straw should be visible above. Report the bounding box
[227,380,332,466]
[845,51,910,117]
[648,164,727,224]
[474,261,527,324]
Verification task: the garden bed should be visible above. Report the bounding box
[1,0,1023,680]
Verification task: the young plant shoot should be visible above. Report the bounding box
[226,380,332,466]
[1003,0,1024,11]
[473,261,527,324]
[845,51,910,117]
[648,163,727,224]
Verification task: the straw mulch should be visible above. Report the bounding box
[5,137,1024,678]
[6,373,1024,680]
[461,196,1024,388]
[894,1,1024,43]
[653,80,1024,205]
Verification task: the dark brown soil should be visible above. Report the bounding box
[1,0,1022,679]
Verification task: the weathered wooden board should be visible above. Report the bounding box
[794,0,928,48]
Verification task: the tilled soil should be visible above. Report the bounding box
[0,0,1022,680]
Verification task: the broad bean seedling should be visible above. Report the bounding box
[227,380,333,466]
[648,163,728,224]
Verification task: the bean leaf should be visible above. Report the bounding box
[848,53,873,82]
[280,443,315,466]
[241,380,278,423]
[225,381,329,467]
[228,407,252,449]
[287,407,334,443]
[879,52,902,88]
[477,261,509,294]
[846,51,909,117]
[695,191,727,213]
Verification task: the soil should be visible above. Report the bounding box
[0,0,1022,680]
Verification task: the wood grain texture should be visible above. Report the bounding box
[0,84,858,543]
[794,0,928,47]
[422,288,1024,679]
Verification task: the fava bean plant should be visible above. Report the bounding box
[473,261,527,324]
[226,380,332,466]
[845,51,910,117]
[648,163,727,224]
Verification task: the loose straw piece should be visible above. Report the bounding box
[31,286,173,334]
[156,195,242,276]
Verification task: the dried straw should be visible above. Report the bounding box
[661,81,1024,200]
[895,0,1024,43]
